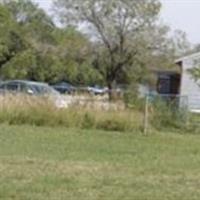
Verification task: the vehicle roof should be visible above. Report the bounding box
[53,82,73,86]
[1,80,48,86]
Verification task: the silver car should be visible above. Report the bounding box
[0,80,68,108]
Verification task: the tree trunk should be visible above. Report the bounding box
[108,80,118,101]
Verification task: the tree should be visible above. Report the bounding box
[172,30,192,57]
[1,0,100,85]
[53,0,178,99]
[53,27,102,85]
[2,0,57,49]
[0,0,60,81]
[0,4,27,69]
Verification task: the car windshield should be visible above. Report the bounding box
[55,83,72,87]
[29,84,59,96]
[93,85,101,89]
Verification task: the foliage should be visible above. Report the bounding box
[0,0,98,85]
[150,96,188,131]
[0,4,26,67]
[188,66,200,86]
[0,0,192,90]
[53,0,183,100]
[122,84,145,110]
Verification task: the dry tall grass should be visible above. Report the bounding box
[0,94,143,132]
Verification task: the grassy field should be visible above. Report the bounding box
[0,125,200,199]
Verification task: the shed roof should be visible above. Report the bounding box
[176,52,200,63]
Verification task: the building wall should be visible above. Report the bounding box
[180,56,200,111]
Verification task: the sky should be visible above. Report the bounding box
[34,0,200,44]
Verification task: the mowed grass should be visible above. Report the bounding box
[0,125,200,199]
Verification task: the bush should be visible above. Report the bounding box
[123,86,145,111]
[150,96,188,131]
[81,112,96,129]
[97,118,129,132]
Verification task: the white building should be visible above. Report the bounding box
[156,52,200,112]
[176,52,200,112]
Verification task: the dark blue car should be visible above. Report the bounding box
[52,82,76,94]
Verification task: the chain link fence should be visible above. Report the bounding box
[143,94,200,134]
[1,84,200,134]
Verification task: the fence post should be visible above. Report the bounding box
[143,95,149,135]
[185,96,190,127]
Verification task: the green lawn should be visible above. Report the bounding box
[0,125,200,199]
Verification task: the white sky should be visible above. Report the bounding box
[34,0,200,44]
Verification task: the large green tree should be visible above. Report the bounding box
[0,0,59,81]
[0,0,99,84]
[53,27,102,85]
[53,0,179,98]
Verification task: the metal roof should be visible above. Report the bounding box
[176,52,200,63]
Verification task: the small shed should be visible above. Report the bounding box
[176,52,200,112]
[155,52,200,112]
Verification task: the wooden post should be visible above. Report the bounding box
[144,95,149,135]
[185,95,190,128]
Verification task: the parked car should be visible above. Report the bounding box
[87,85,108,95]
[0,80,68,108]
[52,82,76,94]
